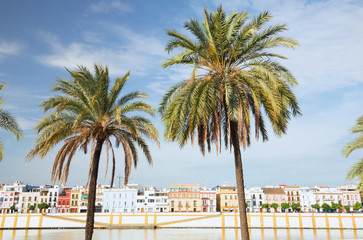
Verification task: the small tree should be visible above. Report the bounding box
[271,203,279,212]
[37,202,49,213]
[331,203,342,212]
[353,202,362,211]
[9,205,16,213]
[261,203,270,212]
[344,205,350,213]
[291,203,301,212]
[281,203,290,213]
[28,205,35,213]
[311,204,320,212]
[322,203,331,212]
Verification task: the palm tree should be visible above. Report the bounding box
[343,115,363,188]
[159,6,300,239]
[26,64,159,240]
[0,83,23,161]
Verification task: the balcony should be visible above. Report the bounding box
[81,194,89,199]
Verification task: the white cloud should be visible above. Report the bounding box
[0,40,21,60]
[37,27,165,77]
[16,117,39,131]
[87,1,132,14]
[190,0,363,95]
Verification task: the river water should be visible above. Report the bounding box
[1,229,362,240]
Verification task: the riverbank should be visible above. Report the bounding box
[0,212,362,230]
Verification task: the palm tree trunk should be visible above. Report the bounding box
[85,139,104,240]
[230,120,250,240]
[110,157,115,188]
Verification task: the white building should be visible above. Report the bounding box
[313,186,342,211]
[47,185,63,213]
[337,185,362,211]
[248,187,264,212]
[18,189,41,213]
[136,186,169,213]
[300,187,317,212]
[102,187,137,213]
[0,181,30,213]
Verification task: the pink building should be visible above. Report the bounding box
[200,188,216,212]
[262,187,286,212]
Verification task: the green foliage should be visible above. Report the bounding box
[0,83,23,161]
[343,115,363,184]
[311,204,320,210]
[159,6,300,153]
[281,203,290,209]
[159,6,299,239]
[26,64,159,186]
[9,205,15,211]
[261,203,270,209]
[37,202,49,210]
[28,205,35,211]
[353,202,362,210]
[291,202,301,210]
[322,203,331,211]
[331,203,342,210]
[344,205,350,212]
[271,203,278,209]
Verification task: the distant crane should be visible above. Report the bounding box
[116,175,133,188]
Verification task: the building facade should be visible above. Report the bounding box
[18,189,41,213]
[57,188,71,213]
[216,186,238,212]
[200,188,216,212]
[103,187,137,213]
[262,187,286,212]
[169,184,201,212]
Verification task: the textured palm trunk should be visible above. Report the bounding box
[110,157,115,188]
[85,139,104,240]
[230,120,250,240]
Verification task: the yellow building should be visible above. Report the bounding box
[78,185,106,213]
[70,186,80,213]
[169,184,201,212]
[216,186,238,212]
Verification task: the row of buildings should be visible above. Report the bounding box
[0,182,361,214]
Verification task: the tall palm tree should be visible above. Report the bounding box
[343,115,363,188]
[0,83,23,161]
[159,6,300,239]
[26,64,159,240]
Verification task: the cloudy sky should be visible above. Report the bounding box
[0,0,362,189]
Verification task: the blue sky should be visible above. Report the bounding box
[0,0,362,188]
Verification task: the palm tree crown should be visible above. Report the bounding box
[159,6,300,240]
[160,6,301,152]
[27,64,159,186]
[343,115,363,183]
[0,83,23,161]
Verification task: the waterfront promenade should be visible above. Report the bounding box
[0,212,362,230]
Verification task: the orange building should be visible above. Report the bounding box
[169,184,201,212]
